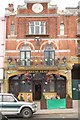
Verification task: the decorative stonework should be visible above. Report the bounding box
[24,0,51,3]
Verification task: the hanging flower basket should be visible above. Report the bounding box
[46,74,52,83]
[27,81,31,85]
[24,72,32,83]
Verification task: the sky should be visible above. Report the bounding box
[0,0,80,17]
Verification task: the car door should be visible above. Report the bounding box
[2,95,19,114]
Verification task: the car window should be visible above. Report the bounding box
[0,112,2,119]
[3,95,15,102]
[0,95,2,102]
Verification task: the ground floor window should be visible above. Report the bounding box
[9,73,66,100]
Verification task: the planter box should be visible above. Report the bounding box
[47,99,66,109]
[40,99,47,109]
[66,98,73,108]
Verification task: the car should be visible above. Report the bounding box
[0,93,37,118]
[0,112,8,120]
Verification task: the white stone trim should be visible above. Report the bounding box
[24,0,51,3]
[5,49,70,53]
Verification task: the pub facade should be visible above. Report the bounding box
[4,0,80,101]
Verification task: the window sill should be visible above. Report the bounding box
[57,34,67,37]
[7,34,17,38]
[25,34,50,38]
[76,34,80,37]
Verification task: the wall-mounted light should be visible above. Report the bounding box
[50,58,53,61]
[8,57,12,64]
[45,58,48,61]
[30,89,32,92]
[45,82,48,85]
[62,56,66,63]
[57,57,60,62]
[22,81,25,84]
[34,37,41,45]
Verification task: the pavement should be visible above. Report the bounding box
[35,100,78,115]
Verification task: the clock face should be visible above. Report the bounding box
[32,3,43,13]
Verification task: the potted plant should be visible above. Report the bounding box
[40,94,47,109]
[66,94,73,108]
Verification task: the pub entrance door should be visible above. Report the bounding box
[33,80,42,101]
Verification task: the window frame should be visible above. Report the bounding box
[77,20,80,34]
[78,42,80,55]
[44,44,55,66]
[10,24,15,35]
[60,23,64,35]
[29,21,46,35]
[20,45,31,66]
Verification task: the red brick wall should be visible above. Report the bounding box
[5,2,78,59]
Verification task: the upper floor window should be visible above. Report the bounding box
[29,21,46,35]
[78,42,80,55]
[44,44,55,66]
[10,23,15,35]
[20,45,31,66]
[77,20,80,34]
[60,22,64,35]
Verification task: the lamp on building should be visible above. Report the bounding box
[34,37,41,45]
[62,56,66,63]
[8,57,12,64]
[57,57,60,64]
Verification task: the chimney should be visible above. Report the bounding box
[6,3,14,12]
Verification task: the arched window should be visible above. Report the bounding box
[20,45,31,66]
[44,44,55,66]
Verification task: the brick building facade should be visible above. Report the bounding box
[4,0,80,101]
[0,17,6,92]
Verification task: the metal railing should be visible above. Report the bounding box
[6,56,68,70]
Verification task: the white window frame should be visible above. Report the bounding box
[29,21,46,35]
[10,24,15,35]
[77,20,80,34]
[60,23,64,35]
[20,45,31,66]
[78,42,80,55]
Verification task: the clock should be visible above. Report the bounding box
[32,3,43,13]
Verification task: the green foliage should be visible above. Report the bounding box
[66,94,71,99]
[20,94,24,101]
[41,94,46,100]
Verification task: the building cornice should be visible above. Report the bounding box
[24,0,51,3]
[16,14,58,18]
[6,38,80,41]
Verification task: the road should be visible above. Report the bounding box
[7,113,78,120]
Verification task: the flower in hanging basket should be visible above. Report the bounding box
[22,75,26,80]
[46,74,52,83]
[27,81,31,85]
[25,72,29,76]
